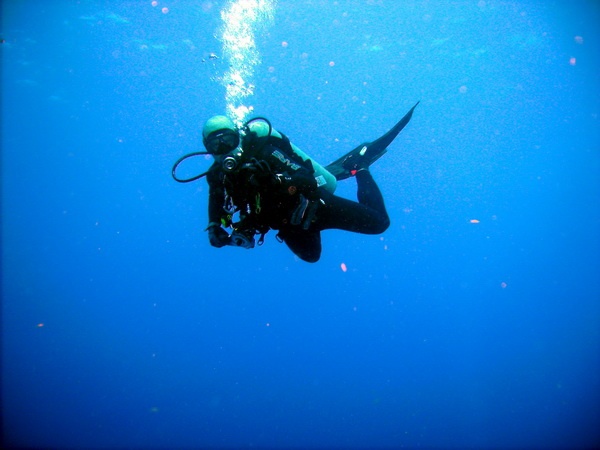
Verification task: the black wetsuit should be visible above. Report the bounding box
[207,104,419,261]
[206,132,391,263]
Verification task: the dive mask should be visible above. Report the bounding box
[204,129,240,155]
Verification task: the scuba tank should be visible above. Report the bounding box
[243,118,338,194]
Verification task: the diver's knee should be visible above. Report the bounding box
[373,216,390,234]
[297,251,321,263]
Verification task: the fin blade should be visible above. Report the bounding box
[324,101,419,180]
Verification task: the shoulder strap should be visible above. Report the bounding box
[241,130,313,175]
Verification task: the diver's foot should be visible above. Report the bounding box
[325,142,387,180]
[343,156,367,177]
[342,146,387,176]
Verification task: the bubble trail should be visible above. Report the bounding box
[220,0,276,127]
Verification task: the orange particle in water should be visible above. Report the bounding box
[340,263,347,272]
[281,41,288,48]
[329,61,335,67]
[151,1,158,6]
[37,323,44,328]
[569,57,576,66]
[162,7,169,14]
[470,219,480,224]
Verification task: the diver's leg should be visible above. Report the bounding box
[356,170,388,218]
[316,171,389,234]
[278,227,322,263]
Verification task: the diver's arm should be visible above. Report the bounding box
[205,168,231,247]
[207,185,225,225]
[206,167,226,226]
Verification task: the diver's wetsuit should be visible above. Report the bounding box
[208,144,393,263]
[207,103,418,262]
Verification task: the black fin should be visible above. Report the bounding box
[325,101,419,180]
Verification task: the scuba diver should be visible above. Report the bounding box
[172,102,419,263]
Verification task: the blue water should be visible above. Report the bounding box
[2,1,599,448]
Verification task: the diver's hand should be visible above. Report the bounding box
[247,158,277,187]
[249,170,278,187]
[207,225,231,248]
[290,194,319,230]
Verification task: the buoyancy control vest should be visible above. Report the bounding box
[242,119,337,194]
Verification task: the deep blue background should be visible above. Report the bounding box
[2,1,599,448]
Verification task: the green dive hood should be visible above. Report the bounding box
[202,115,236,139]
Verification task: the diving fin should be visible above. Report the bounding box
[325,101,419,180]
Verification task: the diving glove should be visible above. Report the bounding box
[290,194,319,230]
[207,224,231,248]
